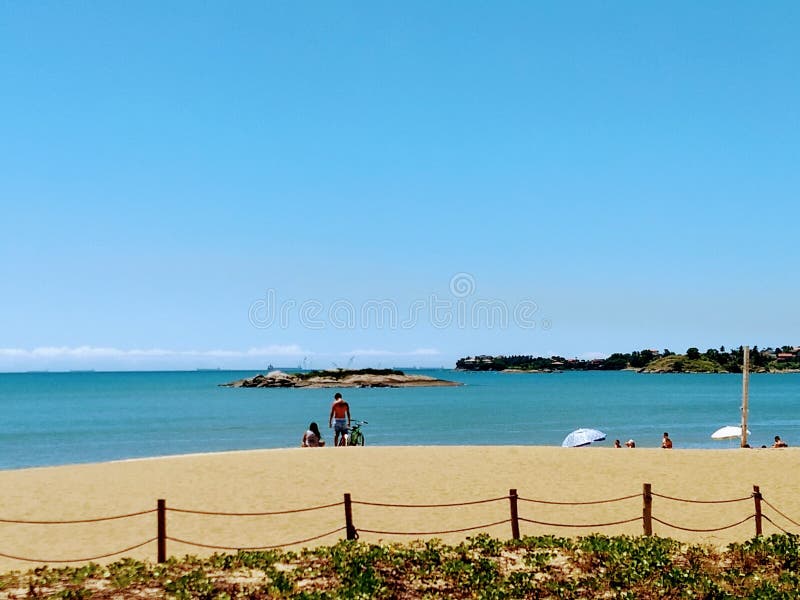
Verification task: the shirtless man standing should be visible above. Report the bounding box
[329,392,351,446]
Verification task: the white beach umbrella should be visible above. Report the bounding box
[562,428,606,447]
[711,425,751,440]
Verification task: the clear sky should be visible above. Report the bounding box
[1,1,798,371]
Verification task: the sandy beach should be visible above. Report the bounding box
[1,446,799,572]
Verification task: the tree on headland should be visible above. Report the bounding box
[686,347,701,360]
[751,345,766,367]
[601,353,628,370]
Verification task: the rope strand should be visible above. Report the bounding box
[650,492,751,504]
[166,527,346,550]
[651,514,754,532]
[761,499,800,528]
[0,509,156,525]
[0,538,157,563]
[517,493,640,506]
[353,496,507,508]
[762,514,792,535]
[518,516,642,528]
[167,501,343,517]
[358,518,511,536]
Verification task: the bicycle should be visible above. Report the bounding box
[337,420,368,446]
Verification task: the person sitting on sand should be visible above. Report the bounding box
[625,439,636,448]
[661,432,673,449]
[773,435,788,448]
[614,439,621,448]
[301,422,325,447]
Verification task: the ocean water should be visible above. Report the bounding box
[1,370,799,470]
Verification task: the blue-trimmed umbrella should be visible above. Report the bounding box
[562,428,606,447]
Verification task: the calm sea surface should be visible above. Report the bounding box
[1,370,799,470]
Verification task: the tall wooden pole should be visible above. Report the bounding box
[741,346,750,448]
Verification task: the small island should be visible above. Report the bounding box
[222,368,461,388]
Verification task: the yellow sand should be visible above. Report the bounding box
[1,446,799,572]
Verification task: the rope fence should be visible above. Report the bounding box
[1,484,798,565]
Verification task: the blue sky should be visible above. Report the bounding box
[1,1,798,371]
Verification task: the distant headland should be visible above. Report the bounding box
[457,346,800,374]
[222,368,461,388]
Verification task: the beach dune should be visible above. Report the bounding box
[1,446,799,572]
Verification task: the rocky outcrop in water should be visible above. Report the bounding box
[221,369,460,389]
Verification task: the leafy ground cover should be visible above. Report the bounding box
[2,533,800,599]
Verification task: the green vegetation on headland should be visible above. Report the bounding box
[457,345,800,373]
[4,534,800,598]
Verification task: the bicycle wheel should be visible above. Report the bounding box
[351,431,364,446]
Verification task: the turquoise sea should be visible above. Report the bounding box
[1,370,799,470]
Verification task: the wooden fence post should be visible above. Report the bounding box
[344,493,357,540]
[157,499,166,563]
[509,489,520,540]
[753,485,763,536]
[643,483,652,536]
